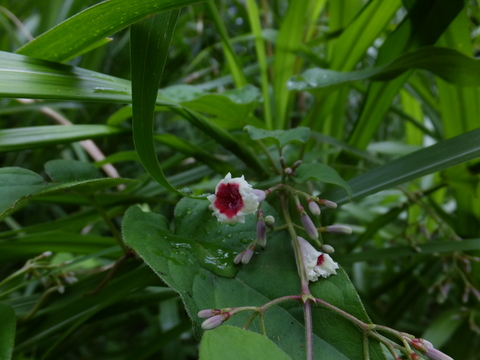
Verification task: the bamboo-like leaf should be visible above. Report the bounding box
[0,304,16,360]
[17,0,204,62]
[289,47,480,95]
[321,128,480,205]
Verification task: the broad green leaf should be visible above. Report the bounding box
[45,160,99,182]
[0,167,135,220]
[321,128,480,205]
[293,163,352,198]
[244,126,310,148]
[17,0,204,62]
[0,303,16,360]
[160,84,261,128]
[289,47,480,96]
[123,199,386,360]
[0,125,125,153]
[199,325,292,360]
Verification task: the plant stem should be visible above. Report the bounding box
[86,195,128,253]
[304,300,313,360]
[279,192,310,295]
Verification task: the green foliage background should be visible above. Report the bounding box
[0,0,479,359]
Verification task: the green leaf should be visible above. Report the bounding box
[0,167,135,221]
[17,0,204,62]
[130,11,185,197]
[199,325,292,360]
[289,47,480,96]
[321,128,480,205]
[293,163,352,198]
[0,125,125,153]
[123,199,386,360]
[0,303,16,360]
[347,0,467,150]
[338,239,480,264]
[45,160,99,182]
[160,84,261,128]
[273,0,309,129]
[244,126,310,148]
[0,51,267,175]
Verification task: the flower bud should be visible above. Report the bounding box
[252,189,266,202]
[411,355,421,360]
[423,340,453,360]
[265,215,275,228]
[201,313,230,330]
[322,200,337,209]
[308,200,321,216]
[301,213,318,240]
[242,247,254,264]
[256,219,267,248]
[326,225,352,235]
[198,309,215,318]
[321,244,335,254]
[234,251,245,265]
[292,160,302,169]
[284,167,293,175]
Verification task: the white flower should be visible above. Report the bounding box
[297,236,339,281]
[207,173,259,224]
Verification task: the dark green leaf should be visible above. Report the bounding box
[45,160,99,182]
[321,128,480,205]
[199,325,292,360]
[293,163,352,198]
[244,126,310,148]
[0,125,125,153]
[0,303,16,360]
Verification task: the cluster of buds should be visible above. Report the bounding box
[281,158,303,177]
[405,337,454,360]
[198,308,232,330]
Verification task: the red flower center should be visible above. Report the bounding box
[316,254,325,266]
[214,182,244,218]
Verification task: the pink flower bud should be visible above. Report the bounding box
[292,160,302,169]
[265,215,275,228]
[242,248,254,264]
[256,219,267,247]
[234,251,245,265]
[308,200,321,216]
[252,189,266,202]
[326,225,352,235]
[198,309,215,318]
[423,340,453,360]
[301,213,318,239]
[201,314,225,330]
[322,200,337,209]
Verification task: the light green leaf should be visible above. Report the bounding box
[17,0,205,62]
[0,125,125,153]
[244,126,310,148]
[0,303,16,360]
[199,325,292,360]
[293,163,352,198]
[289,47,480,96]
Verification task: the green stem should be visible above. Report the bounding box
[279,192,310,295]
[86,195,127,253]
